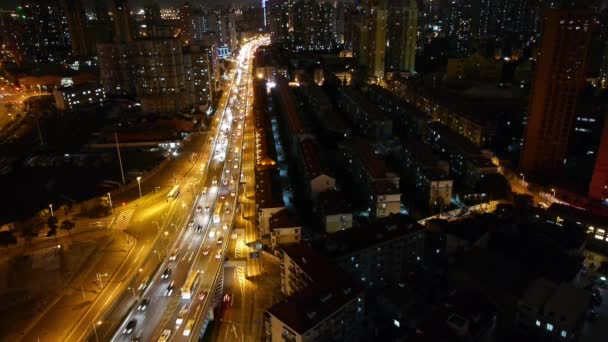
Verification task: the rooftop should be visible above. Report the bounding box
[341,87,389,123]
[542,283,591,329]
[428,122,483,158]
[317,190,352,215]
[317,214,423,259]
[299,139,325,179]
[255,169,284,209]
[274,78,307,135]
[267,278,362,335]
[371,180,400,195]
[269,209,301,230]
[351,137,388,179]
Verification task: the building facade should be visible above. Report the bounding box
[519,10,594,178]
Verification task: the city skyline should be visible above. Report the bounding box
[0,0,607,341]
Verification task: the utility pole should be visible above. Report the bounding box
[114,132,126,184]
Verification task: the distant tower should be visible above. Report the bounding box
[61,0,88,57]
[366,1,388,79]
[519,10,595,178]
[589,113,608,201]
[386,0,417,73]
[112,0,132,43]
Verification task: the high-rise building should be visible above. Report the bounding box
[60,0,88,57]
[144,2,161,23]
[18,0,70,63]
[589,113,608,201]
[519,10,595,178]
[366,3,388,79]
[291,0,337,51]
[386,0,417,72]
[112,0,132,43]
[268,0,291,44]
[0,10,25,64]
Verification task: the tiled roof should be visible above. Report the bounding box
[351,137,387,179]
[299,139,324,179]
[255,169,284,209]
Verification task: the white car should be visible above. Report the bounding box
[215,251,221,259]
[169,249,179,261]
[203,248,210,256]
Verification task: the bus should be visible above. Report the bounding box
[167,185,180,199]
[181,270,201,299]
[212,202,222,224]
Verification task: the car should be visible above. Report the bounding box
[158,329,171,342]
[222,224,228,230]
[198,291,208,301]
[215,251,221,259]
[202,187,208,195]
[169,250,179,261]
[223,293,231,303]
[226,169,230,174]
[225,207,231,214]
[204,206,210,213]
[138,298,150,311]
[220,194,226,200]
[165,281,175,296]
[212,177,218,185]
[233,163,238,169]
[188,221,194,228]
[138,276,150,291]
[230,178,235,184]
[203,248,210,256]
[183,319,195,336]
[217,236,224,245]
[231,191,236,197]
[196,225,203,233]
[123,319,137,334]
[223,179,228,185]
[161,267,172,279]
[196,205,202,213]
[176,308,188,326]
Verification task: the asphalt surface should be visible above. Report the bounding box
[103,38,267,342]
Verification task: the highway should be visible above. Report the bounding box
[106,37,267,342]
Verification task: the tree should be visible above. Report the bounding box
[47,216,59,230]
[0,231,17,247]
[476,173,512,200]
[60,220,75,234]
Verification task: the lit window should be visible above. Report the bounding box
[560,330,567,338]
[535,320,541,327]
[546,323,553,331]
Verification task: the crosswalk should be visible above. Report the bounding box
[108,208,135,230]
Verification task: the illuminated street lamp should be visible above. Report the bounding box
[137,176,142,198]
[49,204,54,217]
[551,188,556,198]
[107,192,113,212]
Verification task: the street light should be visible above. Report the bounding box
[136,176,142,198]
[551,188,556,198]
[49,204,54,217]
[107,192,113,213]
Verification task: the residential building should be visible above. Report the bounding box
[297,139,336,200]
[366,4,388,79]
[386,0,417,73]
[256,169,285,237]
[60,0,88,57]
[517,280,590,341]
[112,0,133,43]
[428,123,497,187]
[337,87,392,141]
[589,113,608,201]
[315,190,353,234]
[397,139,453,208]
[317,214,425,289]
[269,209,302,249]
[347,137,401,218]
[265,244,364,342]
[520,10,595,178]
[53,83,106,110]
[18,0,70,63]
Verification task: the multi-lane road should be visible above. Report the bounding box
[104,37,266,342]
